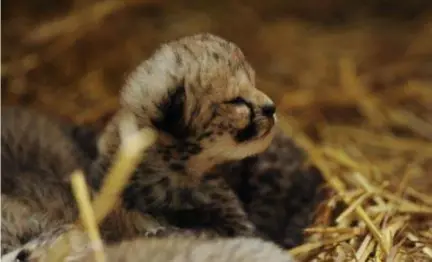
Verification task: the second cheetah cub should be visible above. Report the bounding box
[90,33,277,237]
[4,227,294,262]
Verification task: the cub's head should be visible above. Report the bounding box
[120,33,276,173]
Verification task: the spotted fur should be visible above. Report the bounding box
[156,128,324,248]
[67,123,324,249]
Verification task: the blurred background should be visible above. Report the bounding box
[2,0,431,128]
[2,1,432,259]
[3,0,431,188]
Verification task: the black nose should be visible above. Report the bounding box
[261,104,276,117]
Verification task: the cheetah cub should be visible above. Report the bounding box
[90,33,277,236]
[3,228,294,262]
[1,106,174,255]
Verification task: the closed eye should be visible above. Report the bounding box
[224,97,247,105]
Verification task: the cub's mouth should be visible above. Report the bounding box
[261,116,276,138]
[235,116,276,143]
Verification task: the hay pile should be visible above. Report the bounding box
[280,58,432,261]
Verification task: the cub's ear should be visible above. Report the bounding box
[152,85,189,139]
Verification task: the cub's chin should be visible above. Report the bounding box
[259,116,276,139]
[227,125,277,161]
